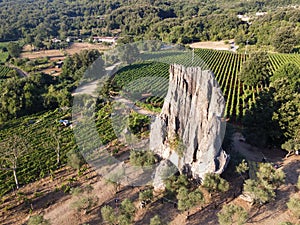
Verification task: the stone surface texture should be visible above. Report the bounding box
[150,64,229,188]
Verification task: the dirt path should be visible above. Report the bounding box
[72,62,120,97]
[6,63,29,77]
[232,132,285,162]
[112,96,157,117]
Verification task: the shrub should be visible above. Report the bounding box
[177,187,204,211]
[287,196,300,219]
[28,215,51,225]
[129,150,157,167]
[101,205,117,224]
[150,215,162,225]
[243,163,285,205]
[139,189,153,202]
[202,173,229,193]
[217,204,248,225]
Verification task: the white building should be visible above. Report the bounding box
[93,36,118,44]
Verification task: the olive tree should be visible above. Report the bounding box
[0,135,28,189]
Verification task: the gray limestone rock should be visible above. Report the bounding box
[150,64,229,189]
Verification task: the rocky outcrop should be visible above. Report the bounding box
[150,64,229,188]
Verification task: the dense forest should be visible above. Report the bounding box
[0,0,300,52]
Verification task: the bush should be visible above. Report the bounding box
[150,215,162,225]
[217,204,248,225]
[202,173,229,193]
[129,150,157,167]
[101,205,117,224]
[101,198,136,225]
[164,174,188,195]
[128,111,150,135]
[70,185,98,214]
[287,196,300,219]
[279,222,294,225]
[243,163,285,205]
[169,134,185,157]
[67,149,85,170]
[177,187,204,211]
[139,189,153,202]
[28,215,51,225]
[120,198,136,220]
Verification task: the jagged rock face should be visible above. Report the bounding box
[150,64,229,187]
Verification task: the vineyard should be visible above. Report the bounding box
[112,49,300,120]
[0,65,14,81]
[1,48,300,197]
[0,110,77,196]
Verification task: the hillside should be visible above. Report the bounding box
[0,0,299,223]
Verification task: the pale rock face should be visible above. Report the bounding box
[150,64,229,190]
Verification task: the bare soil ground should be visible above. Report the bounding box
[20,43,110,60]
[189,40,233,50]
[1,136,299,225]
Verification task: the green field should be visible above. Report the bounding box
[0,42,9,63]
[0,65,14,85]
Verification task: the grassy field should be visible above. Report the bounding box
[0,42,9,63]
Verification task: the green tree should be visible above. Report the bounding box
[243,179,275,204]
[118,43,140,65]
[101,205,118,225]
[177,187,204,212]
[271,62,300,88]
[120,198,136,223]
[256,163,285,188]
[67,149,85,171]
[28,214,51,225]
[270,63,300,155]
[202,173,229,194]
[139,189,153,202]
[129,150,157,167]
[272,27,297,53]
[150,215,162,225]
[217,204,248,225]
[164,174,189,195]
[242,91,281,147]
[239,51,271,86]
[287,196,300,219]
[243,163,285,204]
[0,135,28,189]
[70,185,98,214]
[236,159,249,180]
[7,42,22,58]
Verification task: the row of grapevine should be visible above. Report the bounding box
[0,109,77,196]
[0,65,14,79]
[118,49,300,120]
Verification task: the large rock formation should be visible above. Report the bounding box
[150,64,229,187]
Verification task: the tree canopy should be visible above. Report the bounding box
[239,51,271,86]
